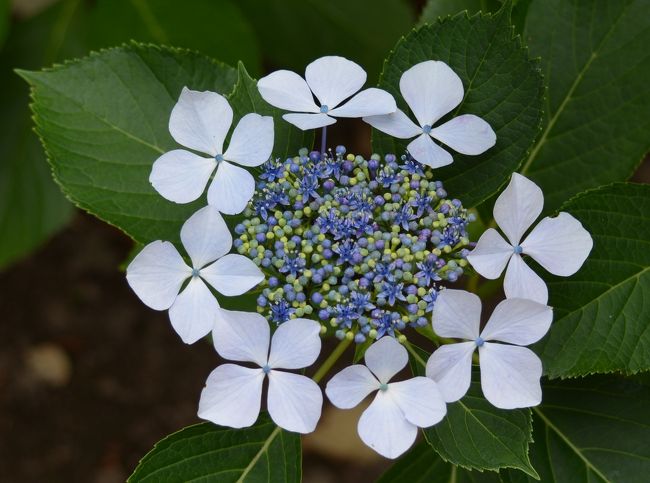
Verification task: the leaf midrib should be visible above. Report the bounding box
[236,426,282,483]
[520,2,630,175]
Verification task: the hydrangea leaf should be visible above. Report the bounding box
[520,0,650,213]
[0,1,89,269]
[228,62,314,164]
[86,0,262,75]
[19,43,238,245]
[373,4,544,208]
[514,376,650,483]
[409,346,537,477]
[377,443,456,483]
[418,0,531,34]
[237,0,413,82]
[378,443,510,483]
[534,183,650,377]
[128,415,301,482]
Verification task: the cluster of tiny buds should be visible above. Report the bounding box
[234,147,474,344]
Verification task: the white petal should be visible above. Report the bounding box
[363,108,422,139]
[207,161,254,215]
[198,364,264,428]
[201,254,264,296]
[521,212,593,276]
[399,60,464,127]
[149,149,216,204]
[180,205,231,269]
[388,377,447,428]
[305,56,366,109]
[257,70,319,113]
[282,113,336,130]
[358,391,418,459]
[126,241,190,310]
[267,371,323,433]
[328,88,396,118]
[481,298,553,346]
[223,114,274,167]
[407,134,453,169]
[493,173,544,246]
[267,318,321,370]
[364,336,408,384]
[503,254,549,304]
[168,277,219,344]
[425,342,475,403]
[479,343,542,409]
[431,114,496,155]
[467,228,513,279]
[212,309,270,366]
[169,87,232,156]
[325,365,380,409]
[432,289,481,340]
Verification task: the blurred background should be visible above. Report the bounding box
[1,0,648,482]
[0,0,419,481]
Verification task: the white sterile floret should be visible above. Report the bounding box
[198,310,323,433]
[426,289,553,409]
[326,337,446,459]
[467,173,593,304]
[364,60,496,169]
[257,55,396,130]
[150,87,274,215]
[126,206,264,344]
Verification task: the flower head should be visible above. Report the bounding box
[467,173,593,304]
[198,310,322,433]
[150,87,274,214]
[426,289,553,409]
[236,148,473,344]
[326,336,446,458]
[364,60,496,168]
[257,56,396,130]
[126,206,264,344]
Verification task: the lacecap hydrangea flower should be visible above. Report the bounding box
[257,55,396,130]
[126,206,264,344]
[235,147,474,344]
[467,173,593,304]
[122,55,595,462]
[364,60,496,168]
[150,87,274,215]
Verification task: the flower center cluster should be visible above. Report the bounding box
[234,147,473,344]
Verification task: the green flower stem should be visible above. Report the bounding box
[403,340,427,367]
[312,337,353,383]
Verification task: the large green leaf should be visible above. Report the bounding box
[528,377,650,483]
[419,0,501,24]
[377,443,457,483]
[0,0,9,48]
[378,443,512,483]
[20,43,237,245]
[129,415,301,482]
[228,63,314,162]
[237,0,414,83]
[419,0,531,34]
[409,346,537,477]
[534,183,650,378]
[86,0,261,75]
[0,1,87,269]
[520,0,650,213]
[373,4,544,208]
